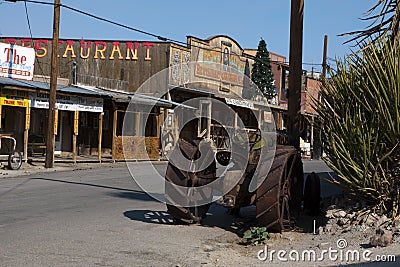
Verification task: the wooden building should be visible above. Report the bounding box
[0,35,318,160]
[0,77,106,162]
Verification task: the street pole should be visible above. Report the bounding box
[45,0,60,168]
[322,35,328,78]
[288,0,304,149]
[312,35,327,160]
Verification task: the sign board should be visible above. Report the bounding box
[0,97,29,107]
[30,93,103,112]
[263,111,273,123]
[2,38,155,61]
[225,98,255,109]
[0,42,35,80]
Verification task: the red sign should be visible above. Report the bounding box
[5,38,155,61]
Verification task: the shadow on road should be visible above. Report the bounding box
[124,209,175,225]
[123,161,342,238]
[31,177,167,202]
[32,177,138,192]
[123,203,255,238]
[106,191,163,202]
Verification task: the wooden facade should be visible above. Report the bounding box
[1,35,319,160]
[1,38,170,93]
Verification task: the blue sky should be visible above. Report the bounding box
[0,0,375,72]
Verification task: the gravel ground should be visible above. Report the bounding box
[1,160,399,266]
[192,207,400,266]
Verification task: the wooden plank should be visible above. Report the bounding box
[72,134,77,164]
[112,109,118,161]
[98,112,103,162]
[23,107,30,162]
[73,110,79,163]
[24,129,29,162]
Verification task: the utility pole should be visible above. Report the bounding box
[45,0,60,168]
[312,34,328,160]
[322,35,328,78]
[288,0,304,149]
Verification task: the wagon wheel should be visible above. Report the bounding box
[8,149,23,170]
[255,147,304,232]
[279,164,293,230]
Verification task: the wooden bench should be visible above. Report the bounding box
[28,135,46,156]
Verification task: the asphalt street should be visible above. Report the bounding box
[0,160,356,266]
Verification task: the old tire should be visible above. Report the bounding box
[8,149,22,170]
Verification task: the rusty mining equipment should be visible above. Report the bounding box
[164,129,316,232]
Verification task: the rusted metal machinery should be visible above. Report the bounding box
[165,138,217,224]
[165,130,304,232]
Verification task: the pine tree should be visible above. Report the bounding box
[251,39,276,100]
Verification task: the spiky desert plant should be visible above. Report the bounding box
[314,40,400,218]
[343,0,400,47]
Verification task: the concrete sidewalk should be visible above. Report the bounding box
[0,157,167,179]
[0,161,99,178]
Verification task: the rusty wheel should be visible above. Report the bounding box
[165,138,217,224]
[255,146,304,232]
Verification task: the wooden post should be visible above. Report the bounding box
[312,35,327,160]
[155,111,160,138]
[46,108,59,163]
[0,104,2,129]
[45,0,60,168]
[112,109,118,161]
[322,35,328,79]
[310,116,314,155]
[135,112,140,136]
[23,107,30,162]
[206,100,211,140]
[98,112,103,162]
[72,110,79,164]
[288,0,304,149]
[174,112,179,146]
[277,112,282,130]
[234,112,238,129]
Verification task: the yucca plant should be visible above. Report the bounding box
[314,39,400,219]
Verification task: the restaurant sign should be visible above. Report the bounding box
[0,42,35,80]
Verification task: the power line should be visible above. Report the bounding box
[7,0,323,68]
[5,0,322,65]
[23,0,50,88]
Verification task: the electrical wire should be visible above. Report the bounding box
[9,0,323,68]
[23,0,50,88]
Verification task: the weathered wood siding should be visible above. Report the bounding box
[1,38,170,93]
[113,136,159,160]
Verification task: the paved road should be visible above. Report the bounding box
[1,160,379,267]
[1,162,243,266]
